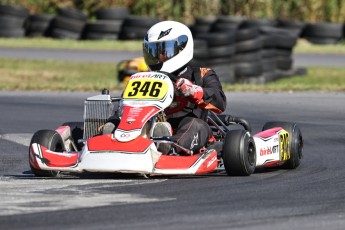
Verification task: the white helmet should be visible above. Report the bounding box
[143,21,194,73]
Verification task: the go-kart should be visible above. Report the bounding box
[29,71,303,177]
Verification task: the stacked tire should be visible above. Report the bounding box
[234,21,264,83]
[83,8,129,40]
[0,4,29,38]
[49,8,87,40]
[278,19,306,37]
[26,14,54,37]
[194,31,237,83]
[260,26,298,80]
[190,16,215,37]
[301,22,344,44]
[119,16,160,40]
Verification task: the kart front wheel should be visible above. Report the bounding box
[29,130,65,177]
[262,122,303,169]
[222,129,256,176]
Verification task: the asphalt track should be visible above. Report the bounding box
[1,47,345,67]
[0,91,345,229]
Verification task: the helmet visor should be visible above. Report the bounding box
[143,35,188,67]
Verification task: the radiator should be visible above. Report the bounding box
[83,94,112,139]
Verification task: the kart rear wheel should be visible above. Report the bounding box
[222,129,256,176]
[29,130,65,177]
[262,122,303,169]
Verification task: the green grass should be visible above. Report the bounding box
[0,38,142,51]
[0,58,119,91]
[1,58,345,91]
[1,37,345,54]
[224,67,345,91]
[294,39,345,54]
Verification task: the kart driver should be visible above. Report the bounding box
[143,20,227,154]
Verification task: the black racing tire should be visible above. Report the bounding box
[194,16,217,25]
[274,34,298,49]
[211,64,236,84]
[304,37,342,45]
[28,14,54,23]
[49,28,81,40]
[51,16,86,33]
[57,7,87,21]
[193,39,208,59]
[208,44,236,58]
[0,28,25,37]
[62,122,84,150]
[26,22,51,33]
[243,18,278,28]
[84,20,123,33]
[207,57,234,66]
[275,48,292,57]
[260,34,277,48]
[235,37,263,53]
[234,51,261,63]
[302,22,343,39]
[216,15,245,25]
[0,15,26,28]
[278,19,306,30]
[29,130,65,177]
[119,26,148,40]
[222,129,256,176]
[210,23,238,33]
[196,32,236,47]
[95,7,129,20]
[262,122,303,169]
[261,49,276,58]
[190,24,211,36]
[0,4,29,18]
[83,32,119,40]
[262,58,277,72]
[236,26,259,41]
[122,16,160,28]
[235,62,263,77]
[276,57,293,70]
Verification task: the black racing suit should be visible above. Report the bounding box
[165,65,227,154]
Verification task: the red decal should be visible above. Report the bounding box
[29,145,40,169]
[88,135,152,152]
[40,146,78,167]
[255,127,282,139]
[118,106,159,131]
[155,154,200,169]
[262,160,281,167]
[195,150,218,174]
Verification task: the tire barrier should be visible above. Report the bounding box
[82,7,129,40]
[192,16,308,84]
[194,32,237,84]
[26,14,54,37]
[49,8,87,40]
[0,4,29,38]
[1,4,345,84]
[301,22,344,44]
[119,15,160,40]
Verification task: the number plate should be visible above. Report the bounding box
[123,79,169,100]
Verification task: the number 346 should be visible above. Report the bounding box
[127,81,162,97]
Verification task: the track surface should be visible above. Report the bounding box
[0,91,345,229]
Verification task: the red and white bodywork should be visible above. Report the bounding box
[254,128,290,168]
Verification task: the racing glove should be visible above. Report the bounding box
[175,78,204,103]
